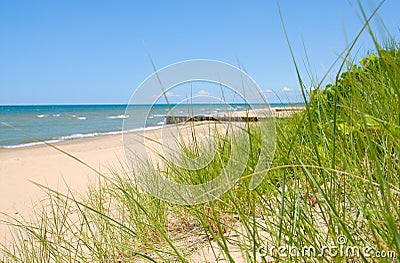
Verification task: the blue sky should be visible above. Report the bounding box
[1,0,399,105]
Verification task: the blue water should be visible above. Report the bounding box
[0,103,302,148]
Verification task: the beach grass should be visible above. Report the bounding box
[1,3,400,262]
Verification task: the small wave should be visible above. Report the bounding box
[107,114,129,119]
[37,114,61,118]
[2,139,61,149]
[1,126,168,149]
[157,121,164,125]
[77,116,86,120]
[57,133,99,140]
[152,114,165,117]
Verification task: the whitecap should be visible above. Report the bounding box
[106,114,129,119]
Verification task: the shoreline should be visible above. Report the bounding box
[0,105,304,150]
[0,125,165,150]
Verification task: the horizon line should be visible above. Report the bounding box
[0,101,305,106]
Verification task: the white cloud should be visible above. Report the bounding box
[197,89,210,96]
[282,87,293,92]
[263,89,274,93]
[152,91,180,98]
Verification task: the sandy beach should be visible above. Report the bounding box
[0,132,126,239]
[0,107,303,242]
[0,121,226,241]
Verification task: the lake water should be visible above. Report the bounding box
[0,103,302,148]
